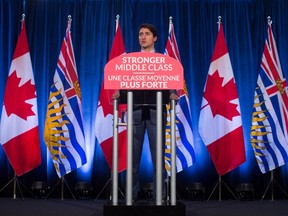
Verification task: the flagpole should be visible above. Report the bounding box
[61,177,64,200]
[126,90,133,205]
[168,16,172,33]
[155,91,163,206]
[115,14,120,30]
[217,16,221,30]
[13,173,17,199]
[67,15,72,39]
[267,16,271,26]
[219,176,222,201]
[170,99,176,205]
[112,98,119,205]
[21,14,25,29]
[112,14,120,206]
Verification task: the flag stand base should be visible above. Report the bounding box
[165,176,182,201]
[0,173,31,199]
[207,176,238,201]
[103,201,185,216]
[262,170,288,201]
[45,176,76,200]
[95,177,125,200]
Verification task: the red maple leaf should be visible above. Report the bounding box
[4,70,36,120]
[203,70,240,120]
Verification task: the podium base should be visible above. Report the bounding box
[103,201,185,216]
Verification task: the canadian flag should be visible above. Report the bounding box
[95,18,127,172]
[0,18,41,176]
[198,19,245,176]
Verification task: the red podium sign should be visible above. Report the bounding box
[104,52,183,90]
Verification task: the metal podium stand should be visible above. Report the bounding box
[103,91,185,216]
[103,51,185,216]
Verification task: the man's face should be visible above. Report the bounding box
[138,27,157,51]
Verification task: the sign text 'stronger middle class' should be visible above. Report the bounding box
[104,52,183,90]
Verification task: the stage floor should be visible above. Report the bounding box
[0,198,288,216]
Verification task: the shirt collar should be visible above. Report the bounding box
[141,49,155,53]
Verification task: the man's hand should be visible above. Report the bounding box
[112,90,120,99]
[169,92,178,100]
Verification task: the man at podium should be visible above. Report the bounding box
[113,23,178,202]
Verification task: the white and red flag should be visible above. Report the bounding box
[0,16,41,176]
[95,17,127,172]
[198,18,245,176]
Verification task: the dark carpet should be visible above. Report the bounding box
[0,198,288,216]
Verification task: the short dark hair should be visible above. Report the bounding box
[138,23,158,37]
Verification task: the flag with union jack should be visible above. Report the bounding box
[250,17,288,173]
[164,17,196,174]
[44,16,87,177]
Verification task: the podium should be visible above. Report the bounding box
[103,52,185,216]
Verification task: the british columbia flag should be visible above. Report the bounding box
[44,16,87,177]
[250,17,288,173]
[164,17,196,174]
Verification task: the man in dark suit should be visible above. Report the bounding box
[113,23,178,202]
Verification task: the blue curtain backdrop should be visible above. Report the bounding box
[1,0,288,199]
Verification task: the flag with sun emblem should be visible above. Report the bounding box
[250,17,288,173]
[164,17,196,174]
[44,16,86,178]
